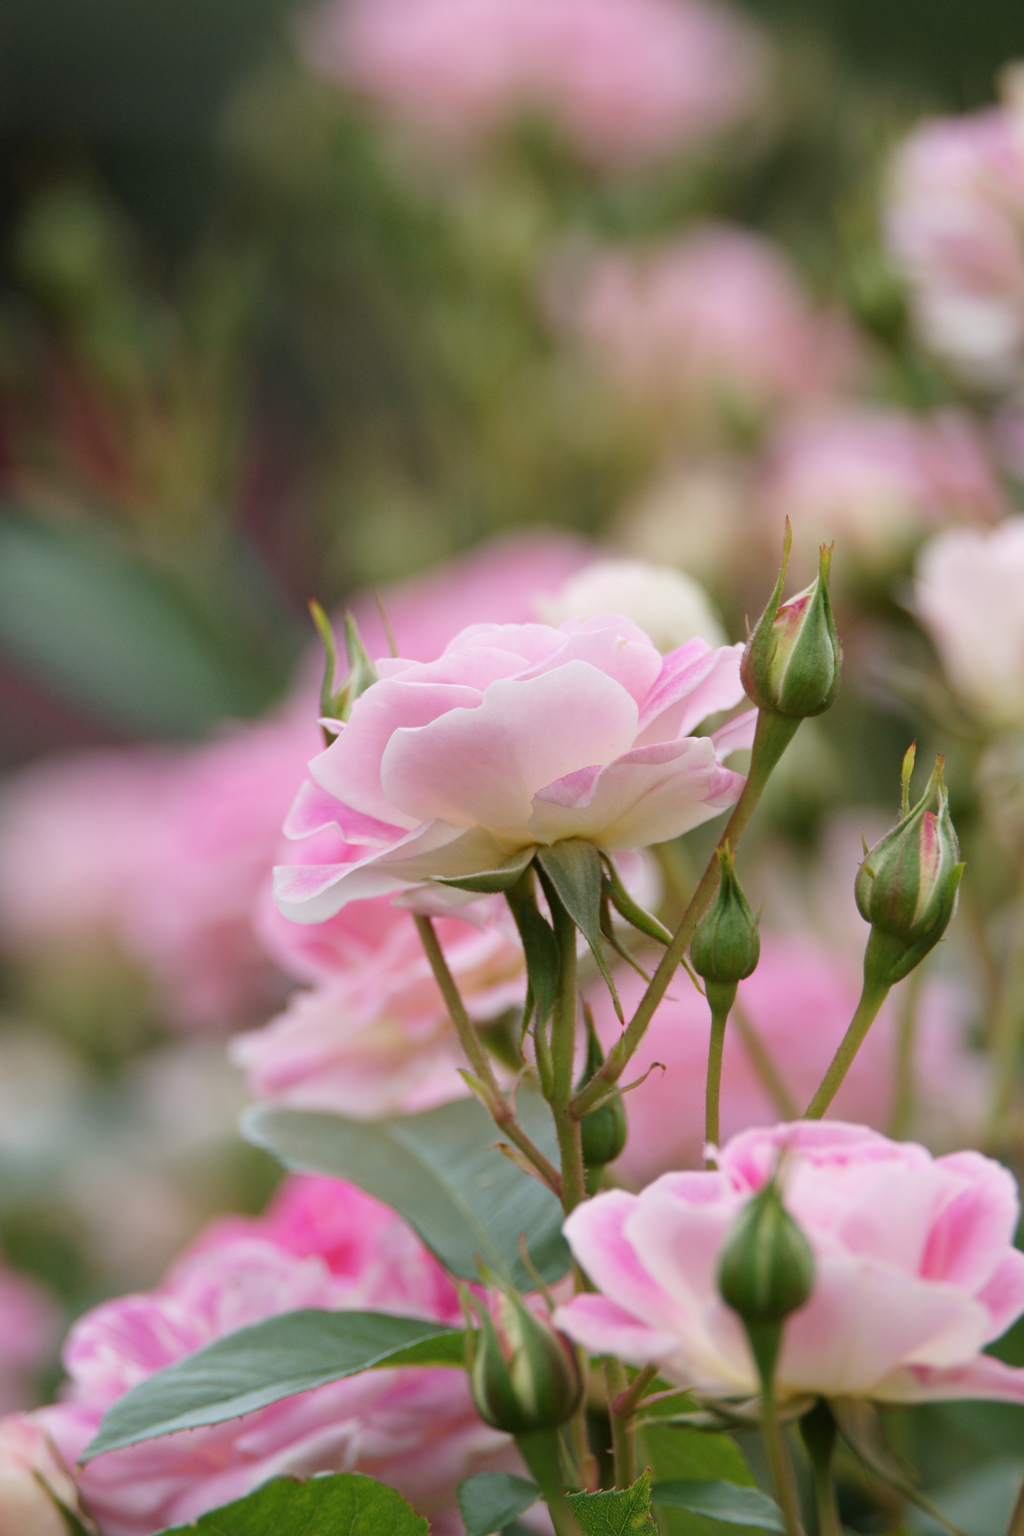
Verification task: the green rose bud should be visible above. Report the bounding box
[741,526,841,719]
[576,1009,628,1187]
[690,845,761,991]
[856,748,964,987]
[467,1290,582,1435]
[718,1178,815,1390]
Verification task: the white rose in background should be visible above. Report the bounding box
[535,558,726,650]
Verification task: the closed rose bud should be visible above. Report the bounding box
[467,1290,582,1435]
[741,530,841,718]
[856,750,964,987]
[717,1178,815,1389]
[580,1096,628,1173]
[690,845,761,991]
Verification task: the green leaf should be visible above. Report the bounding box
[568,1470,655,1533]
[82,1310,464,1460]
[641,1426,762,1536]
[457,1472,541,1536]
[154,1471,428,1534]
[650,1483,784,1532]
[0,516,283,735]
[243,1094,570,1290]
[536,841,621,1016]
[433,847,538,893]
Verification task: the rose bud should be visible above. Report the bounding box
[467,1289,582,1436]
[741,530,841,719]
[717,1178,815,1389]
[690,845,761,1008]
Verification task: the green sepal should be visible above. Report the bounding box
[433,845,538,893]
[535,840,622,1019]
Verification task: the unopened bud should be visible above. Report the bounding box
[310,604,380,745]
[718,1179,815,1390]
[576,1010,628,1182]
[741,527,841,719]
[856,748,964,987]
[467,1290,582,1435]
[690,846,760,991]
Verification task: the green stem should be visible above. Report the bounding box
[515,1428,584,1536]
[800,1401,841,1536]
[803,971,891,1120]
[414,914,561,1191]
[889,965,925,1139]
[732,1002,798,1119]
[986,901,1024,1148]
[572,711,799,1117]
[705,983,737,1165]
[550,900,586,1214]
[760,1387,805,1536]
[1005,1475,1024,1536]
[604,1357,638,1488]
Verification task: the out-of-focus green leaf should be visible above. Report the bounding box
[650,1483,784,1531]
[641,1425,762,1536]
[457,1472,540,1536]
[243,1094,570,1289]
[82,1310,463,1459]
[0,516,284,735]
[155,1472,428,1533]
[568,1470,655,1532]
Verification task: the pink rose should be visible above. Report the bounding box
[0,1413,84,1536]
[0,1266,60,1418]
[42,1176,513,1536]
[886,79,1024,391]
[760,407,1006,571]
[590,930,981,1187]
[303,0,768,169]
[273,618,753,921]
[557,1121,1024,1407]
[547,225,861,423]
[915,519,1024,732]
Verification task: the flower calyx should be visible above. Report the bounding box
[741,523,841,719]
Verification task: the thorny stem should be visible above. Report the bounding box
[603,1357,638,1488]
[804,972,891,1119]
[731,1001,798,1119]
[550,900,586,1214]
[611,1363,660,1422]
[413,914,561,1191]
[572,711,800,1118]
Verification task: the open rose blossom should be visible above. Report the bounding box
[915,519,1024,732]
[557,1121,1024,1408]
[41,1176,514,1536]
[303,0,768,169]
[273,618,753,921]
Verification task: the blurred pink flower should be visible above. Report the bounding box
[548,225,860,422]
[915,517,1024,731]
[0,1413,84,1536]
[273,619,753,921]
[0,1267,59,1417]
[0,534,589,1033]
[591,931,982,1187]
[886,80,1024,390]
[760,407,1006,570]
[557,1121,1024,1407]
[42,1175,513,1536]
[303,0,768,168]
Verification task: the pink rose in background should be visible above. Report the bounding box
[0,534,590,1034]
[234,847,525,1116]
[303,0,768,169]
[760,407,1006,570]
[274,617,753,921]
[886,76,1024,391]
[557,1121,1024,1408]
[915,518,1024,732]
[548,225,860,423]
[0,1413,84,1536]
[0,1266,60,1418]
[591,931,981,1187]
[42,1175,512,1536]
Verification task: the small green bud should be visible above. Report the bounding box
[718,1179,815,1389]
[690,846,760,988]
[467,1290,582,1435]
[580,1096,628,1172]
[855,748,964,987]
[310,603,380,746]
[741,526,841,719]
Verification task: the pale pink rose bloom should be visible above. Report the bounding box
[303,0,768,169]
[760,407,1006,570]
[549,225,860,421]
[886,84,1024,391]
[235,838,525,1116]
[591,932,981,1187]
[0,1413,84,1536]
[41,1176,512,1536]
[557,1120,1024,1407]
[0,534,590,1032]
[915,519,1024,731]
[274,617,754,921]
